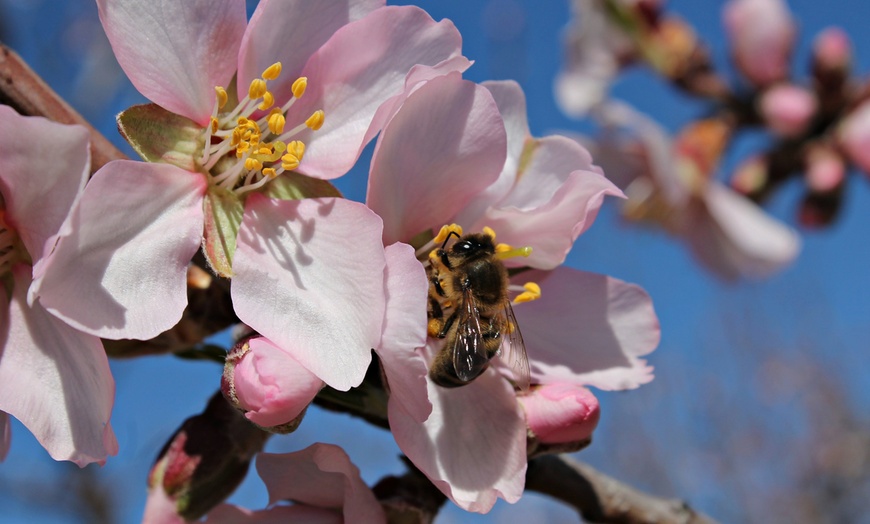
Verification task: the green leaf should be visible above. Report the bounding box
[203,187,243,277]
[117,103,203,171]
[263,171,343,201]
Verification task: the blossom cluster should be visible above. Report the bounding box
[555,0,870,279]
[0,0,661,521]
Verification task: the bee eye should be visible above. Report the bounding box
[456,241,473,252]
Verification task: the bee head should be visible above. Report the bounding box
[449,233,496,259]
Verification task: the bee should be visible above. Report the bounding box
[426,230,530,390]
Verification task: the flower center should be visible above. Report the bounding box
[0,211,26,277]
[198,62,324,196]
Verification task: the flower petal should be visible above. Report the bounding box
[367,74,506,245]
[0,265,117,466]
[32,161,206,340]
[207,504,342,524]
[377,243,431,422]
[519,383,600,444]
[96,0,247,125]
[389,369,526,513]
[686,183,801,280]
[516,268,659,390]
[232,337,323,428]
[286,5,466,179]
[232,196,385,391]
[256,443,385,523]
[238,0,384,93]
[0,106,89,265]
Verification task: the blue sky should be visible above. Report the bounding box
[1,0,869,522]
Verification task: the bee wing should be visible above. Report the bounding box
[500,300,531,391]
[451,288,490,382]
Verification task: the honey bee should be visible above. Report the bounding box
[427,230,531,390]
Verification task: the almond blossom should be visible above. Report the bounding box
[723,0,796,87]
[33,0,467,391]
[0,105,117,466]
[365,75,660,511]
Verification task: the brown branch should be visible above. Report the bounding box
[0,42,126,173]
[525,455,717,524]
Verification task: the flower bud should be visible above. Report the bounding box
[837,101,870,175]
[805,144,845,194]
[144,392,270,522]
[520,383,600,445]
[730,155,769,198]
[723,0,795,87]
[758,84,817,138]
[812,27,851,88]
[222,336,323,433]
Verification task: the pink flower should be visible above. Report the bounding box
[207,444,386,524]
[34,0,466,390]
[813,27,851,75]
[0,105,117,466]
[591,101,800,280]
[723,0,796,87]
[838,101,870,176]
[366,76,658,511]
[519,383,600,444]
[758,84,817,138]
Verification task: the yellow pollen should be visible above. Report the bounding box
[281,154,300,171]
[258,91,275,111]
[245,158,263,172]
[305,110,325,130]
[267,110,286,135]
[495,245,533,260]
[482,226,496,240]
[214,86,228,109]
[433,224,463,244]
[210,117,219,134]
[262,167,278,179]
[292,77,308,99]
[287,140,305,160]
[513,282,542,304]
[262,62,282,81]
[248,78,267,99]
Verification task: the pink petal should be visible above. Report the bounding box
[96,0,247,125]
[32,161,206,340]
[389,369,526,512]
[838,101,870,174]
[466,136,621,270]
[285,5,466,179]
[367,74,506,245]
[686,183,801,280]
[238,0,384,95]
[0,265,117,466]
[519,383,600,444]
[231,337,323,428]
[142,486,185,524]
[207,504,342,524]
[257,443,385,523]
[232,196,385,391]
[0,106,89,265]
[515,268,659,390]
[377,243,431,422]
[0,411,9,462]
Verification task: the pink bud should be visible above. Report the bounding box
[813,27,851,73]
[520,384,600,444]
[723,0,795,86]
[758,84,817,138]
[222,337,323,432]
[731,155,769,196]
[805,146,845,193]
[837,101,870,175]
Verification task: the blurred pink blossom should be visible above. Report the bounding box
[758,84,817,138]
[813,27,852,73]
[723,0,796,87]
[519,383,600,444]
[0,105,117,466]
[837,101,870,175]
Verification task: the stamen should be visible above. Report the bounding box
[248,78,267,99]
[215,86,228,109]
[267,110,286,135]
[262,62,282,81]
[513,282,542,304]
[482,226,496,240]
[305,110,325,131]
[258,91,275,111]
[495,245,533,260]
[292,77,308,99]
[433,224,463,245]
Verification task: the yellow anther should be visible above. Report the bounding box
[262,167,278,179]
[305,109,325,130]
[513,282,542,304]
[258,91,275,111]
[287,140,305,160]
[482,226,497,240]
[262,62,282,81]
[433,224,463,244]
[248,78,267,99]
[291,77,308,99]
[495,245,533,260]
[210,117,219,134]
[267,110,286,135]
[244,158,263,172]
[214,86,228,109]
[495,243,512,254]
[281,154,300,171]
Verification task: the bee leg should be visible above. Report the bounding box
[428,295,446,337]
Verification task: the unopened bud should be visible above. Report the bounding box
[520,383,600,449]
[730,155,769,198]
[723,0,795,87]
[805,144,845,194]
[222,336,322,433]
[837,101,870,176]
[144,392,270,522]
[758,84,817,138]
[812,27,851,87]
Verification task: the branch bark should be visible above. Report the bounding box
[0,42,126,173]
[525,455,717,524]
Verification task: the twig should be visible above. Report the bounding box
[525,455,717,524]
[0,42,126,173]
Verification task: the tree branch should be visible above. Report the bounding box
[0,42,126,173]
[525,455,717,524]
